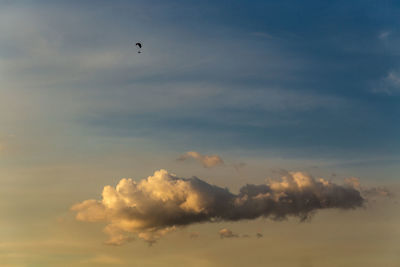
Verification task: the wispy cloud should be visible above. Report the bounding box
[71,169,365,245]
[378,31,391,40]
[373,70,400,94]
[345,177,393,200]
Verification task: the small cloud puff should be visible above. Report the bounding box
[71,169,364,245]
[178,151,224,168]
[373,70,400,94]
[219,228,239,238]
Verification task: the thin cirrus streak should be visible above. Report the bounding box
[71,169,364,245]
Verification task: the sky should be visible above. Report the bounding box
[1,0,399,266]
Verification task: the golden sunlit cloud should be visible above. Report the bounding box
[71,169,366,245]
[177,151,224,168]
[219,228,239,239]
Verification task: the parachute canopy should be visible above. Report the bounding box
[135,42,142,49]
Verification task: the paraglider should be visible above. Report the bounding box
[135,42,142,53]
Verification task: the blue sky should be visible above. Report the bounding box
[1,0,399,162]
[78,0,400,157]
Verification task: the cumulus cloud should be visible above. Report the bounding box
[178,151,224,168]
[103,224,135,246]
[219,228,239,238]
[71,169,364,245]
[344,177,361,189]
